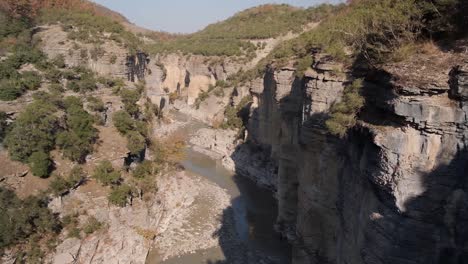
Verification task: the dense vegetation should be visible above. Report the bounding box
[221,95,253,130]
[271,0,467,65]
[200,4,337,40]
[4,93,99,176]
[0,187,61,257]
[4,100,59,177]
[146,4,338,57]
[113,110,148,155]
[218,0,467,137]
[56,96,98,162]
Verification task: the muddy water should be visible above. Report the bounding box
[147,113,291,264]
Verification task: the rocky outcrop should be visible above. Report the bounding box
[241,47,468,264]
[45,171,231,264]
[36,25,129,77]
[145,54,243,109]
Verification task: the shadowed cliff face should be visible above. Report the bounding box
[127,52,149,82]
[239,48,468,264]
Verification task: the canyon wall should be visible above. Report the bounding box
[244,49,468,263]
[145,54,243,108]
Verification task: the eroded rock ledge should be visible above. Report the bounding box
[238,47,468,264]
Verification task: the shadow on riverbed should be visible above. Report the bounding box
[204,170,291,264]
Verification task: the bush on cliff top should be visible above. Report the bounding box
[269,0,467,66]
[325,79,364,138]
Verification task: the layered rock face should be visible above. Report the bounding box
[244,50,468,263]
[145,54,242,108]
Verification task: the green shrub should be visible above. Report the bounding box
[5,101,58,163]
[126,131,146,155]
[49,166,85,197]
[132,160,156,179]
[68,166,85,186]
[28,151,52,178]
[68,227,81,239]
[0,187,60,250]
[52,54,66,68]
[48,83,65,93]
[44,68,62,83]
[295,55,313,77]
[87,96,106,112]
[221,95,253,130]
[20,71,42,90]
[49,176,70,196]
[0,79,22,101]
[168,92,180,104]
[0,111,8,142]
[66,70,97,93]
[221,105,243,130]
[93,160,121,186]
[325,79,364,137]
[113,110,135,135]
[83,216,103,234]
[213,87,224,97]
[56,96,98,162]
[120,88,141,116]
[108,184,133,207]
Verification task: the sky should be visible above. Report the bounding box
[91,0,344,34]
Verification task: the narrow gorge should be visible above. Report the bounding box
[0,1,467,264]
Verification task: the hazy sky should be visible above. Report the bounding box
[91,0,344,33]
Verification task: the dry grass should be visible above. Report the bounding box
[418,40,441,55]
[150,132,186,167]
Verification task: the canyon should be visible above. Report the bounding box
[0,1,467,264]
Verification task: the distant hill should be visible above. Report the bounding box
[146,4,340,57]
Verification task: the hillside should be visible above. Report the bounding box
[146,4,340,57]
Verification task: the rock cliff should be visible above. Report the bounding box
[240,45,468,263]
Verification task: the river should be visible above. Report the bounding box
[147,113,291,264]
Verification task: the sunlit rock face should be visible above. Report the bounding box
[244,49,468,263]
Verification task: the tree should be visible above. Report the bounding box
[120,88,141,116]
[126,131,146,155]
[56,96,98,162]
[0,111,7,142]
[20,71,42,90]
[5,101,58,162]
[108,184,132,207]
[133,160,156,179]
[112,110,134,135]
[49,176,69,196]
[0,187,60,250]
[93,160,121,186]
[49,166,84,197]
[28,151,52,178]
[0,79,22,101]
[86,96,105,112]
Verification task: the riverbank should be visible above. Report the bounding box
[147,110,290,264]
